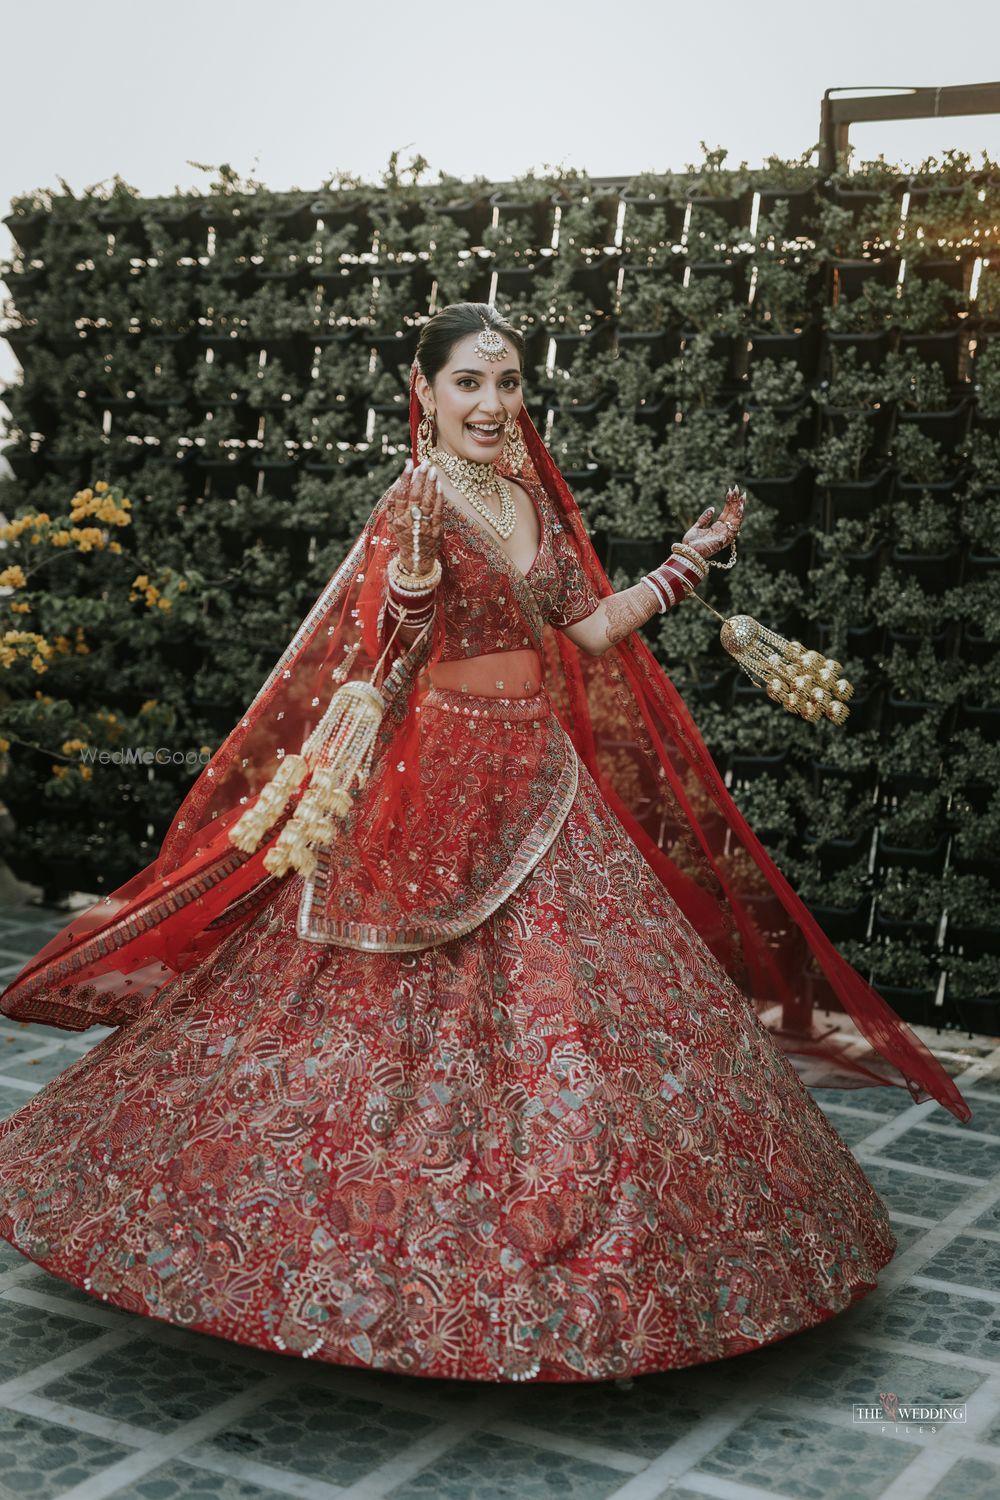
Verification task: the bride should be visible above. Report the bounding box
[0,301,971,1383]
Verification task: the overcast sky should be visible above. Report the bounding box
[2,0,998,398]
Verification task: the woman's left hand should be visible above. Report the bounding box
[682,485,747,560]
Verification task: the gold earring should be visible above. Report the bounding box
[501,414,527,475]
[417,406,435,463]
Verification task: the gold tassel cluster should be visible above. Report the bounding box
[229,671,387,881]
[719,614,854,724]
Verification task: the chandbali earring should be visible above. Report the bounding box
[416,404,436,464]
[500,413,527,475]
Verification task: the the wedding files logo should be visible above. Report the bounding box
[78,746,212,767]
[853,1391,968,1433]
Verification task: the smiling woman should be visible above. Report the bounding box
[0,300,971,1390]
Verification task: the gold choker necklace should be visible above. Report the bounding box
[429,443,517,540]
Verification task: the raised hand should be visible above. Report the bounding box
[681,484,747,561]
[386,458,444,576]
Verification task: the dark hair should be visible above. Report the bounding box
[414,302,525,386]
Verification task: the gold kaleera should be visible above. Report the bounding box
[688,593,855,725]
[229,609,431,879]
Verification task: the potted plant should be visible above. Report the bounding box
[943,956,1000,1038]
[739,358,815,519]
[866,940,942,1027]
[941,867,1000,958]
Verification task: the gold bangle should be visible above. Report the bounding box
[670,541,709,577]
[388,553,442,594]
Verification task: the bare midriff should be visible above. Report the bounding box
[427,648,542,698]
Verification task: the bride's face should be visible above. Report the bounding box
[418,330,524,462]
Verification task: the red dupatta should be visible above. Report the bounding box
[0,360,972,1126]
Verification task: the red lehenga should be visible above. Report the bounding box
[0,363,971,1383]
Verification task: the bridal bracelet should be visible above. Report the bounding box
[640,542,712,613]
[385,500,441,632]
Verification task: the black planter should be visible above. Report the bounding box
[310,195,372,237]
[899,330,970,385]
[869,982,939,1027]
[829,255,901,299]
[896,398,974,451]
[965,549,1000,580]
[887,544,963,593]
[959,622,997,666]
[881,690,956,737]
[488,190,556,249]
[815,538,884,587]
[944,921,1000,959]
[894,469,967,501]
[619,192,688,243]
[822,328,897,370]
[873,910,939,945]
[801,826,874,874]
[809,755,878,798]
[805,893,873,942]
[816,466,894,527]
[729,746,790,784]
[614,328,683,363]
[875,829,949,874]
[815,619,886,662]
[737,465,815,525]
[840,683,884,734]
[955,697,1000,742]
[685,189,755,233]
[818,399,897,455]
[746,323,822,378]
[949,991,1000,1038]
[748,526,814,574]
[754,183,821,238]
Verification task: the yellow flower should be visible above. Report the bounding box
[140,699,159,712]
[177,579,189,592]
[52,764,69,779]
[157,597,172,611]
[80,765,93,780]
[95,481,109,493]
[133,574,149,589]
[0,736,9,752]
[61,738,87,754]
[10,601,30,614]
[75,641,90,654]
[0,565,27,588]
[108,541,122,553]
[53,635,72,654]
[31,654,47,673]
[51,531,72,546]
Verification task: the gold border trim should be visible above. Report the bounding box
[294,722,579,951]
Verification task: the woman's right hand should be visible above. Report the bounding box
[386,459,444,576]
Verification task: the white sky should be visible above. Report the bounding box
[2,0,999,397]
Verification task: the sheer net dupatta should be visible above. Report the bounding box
[501,376,971,1125]
[0,488,443,1033]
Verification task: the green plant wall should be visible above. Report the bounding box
[1,150,999,1026]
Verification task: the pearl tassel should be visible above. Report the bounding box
[229,598,432,876]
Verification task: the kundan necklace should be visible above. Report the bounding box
[428,443,518,540]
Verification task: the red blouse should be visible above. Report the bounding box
[431,475,603,660]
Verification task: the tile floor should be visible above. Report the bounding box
[0,902,999,1500]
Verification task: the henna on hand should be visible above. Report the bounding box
[602,582,662,648]
[682,484,747,560]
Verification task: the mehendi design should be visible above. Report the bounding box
[602,583,660,647]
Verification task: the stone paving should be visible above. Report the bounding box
[1,902,999,1500]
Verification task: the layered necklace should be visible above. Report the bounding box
[427,438,518,541]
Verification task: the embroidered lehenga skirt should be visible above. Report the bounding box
[0,683,896,1383]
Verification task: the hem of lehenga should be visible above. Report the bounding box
[294,697,580,953]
